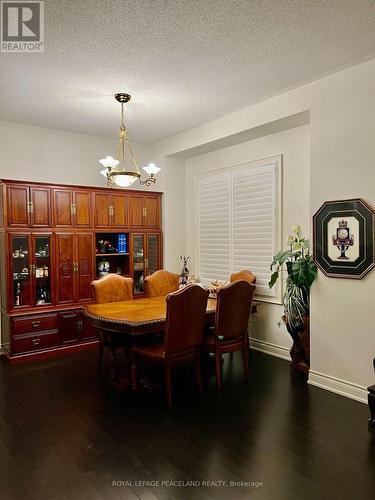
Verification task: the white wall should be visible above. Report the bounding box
[184,125,310,356]
[153,58,375,403]
[0,120,154,189]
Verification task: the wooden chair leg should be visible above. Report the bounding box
[195,353,203,393]
[215,353,222,390]
[242,344,250,379]
[165,364,172,408]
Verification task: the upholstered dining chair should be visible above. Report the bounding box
[204,280,256,390]
[132,284,209,407]
[144,269,179,297]
[230,269,256,285]
[91,273,133,366]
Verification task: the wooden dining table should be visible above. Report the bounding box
[85,295,218,335]
[85,295,258,391]
[85,295,218,391]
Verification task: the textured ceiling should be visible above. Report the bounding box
[1,0,375,143]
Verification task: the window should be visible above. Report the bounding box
[197,155,282,302]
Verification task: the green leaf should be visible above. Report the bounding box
[269,271,279,289]
[278,250,293,266]
[286,261,293,275]
[289,257,317,289]
[270,250,285,268]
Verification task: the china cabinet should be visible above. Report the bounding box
[0,179,162,362]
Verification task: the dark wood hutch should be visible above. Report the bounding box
[0,179,163,362]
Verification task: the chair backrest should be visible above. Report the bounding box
[215,280,255,340]
[91,274,133,304]
[230,269,256,285]
[144,269,179,297]
[164,284,209,356]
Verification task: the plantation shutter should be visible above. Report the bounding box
[197,157,280,301]
[232,164,275,297]
[198,175,231,283]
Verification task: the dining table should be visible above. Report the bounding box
[85,295,218,335]
[85,294,258,390]
[85,295,217,391]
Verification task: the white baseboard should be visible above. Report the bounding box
[250,337,291,361]
[250,338,368,404]
[308,370,368,404]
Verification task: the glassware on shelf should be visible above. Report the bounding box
[37,286,46,304]
[15,282,22,306]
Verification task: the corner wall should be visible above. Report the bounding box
[153,57,375,403]
[184,125,310,357]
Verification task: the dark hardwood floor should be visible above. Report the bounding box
[0,348,374,500]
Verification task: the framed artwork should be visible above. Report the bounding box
[313,198,375,279]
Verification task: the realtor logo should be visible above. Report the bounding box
[1,1,44,52]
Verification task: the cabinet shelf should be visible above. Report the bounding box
[96,253,129,257]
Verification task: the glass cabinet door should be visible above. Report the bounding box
[147,234,160,276]
[33,235,51,306]
[132,234,145,294]
[11,234,31,308]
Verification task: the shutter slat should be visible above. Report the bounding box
[199,176,231,283]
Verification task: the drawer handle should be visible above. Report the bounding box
[32,321,40,328]
[32,338,41,345]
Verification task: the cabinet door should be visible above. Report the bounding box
[33,234,52,307]
[7,185,29,227]
[93,192,111,227]
[74,190,91,227]
[10,234,32,308]
[144,195,161,229]
[75,233,94,302]
[79,313,98,341]
[111,193,127,228]
[55,233,75,304]
[30,187,51,227]
[131,234,145,294]
[53,189,74,227]
[146,233,161,276]
[58,311,80,344]
[129,194,144,228]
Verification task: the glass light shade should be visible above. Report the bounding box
[143,162,161,175]
[99,156,120,169]
[113,174,139,187]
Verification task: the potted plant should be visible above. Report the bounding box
[269,225,318,377]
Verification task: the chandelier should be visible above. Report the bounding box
[99,93,160,188]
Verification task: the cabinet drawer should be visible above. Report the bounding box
[13,329,59,354]
[12,314,57,334]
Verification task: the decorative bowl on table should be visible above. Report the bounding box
[209,280,229,298]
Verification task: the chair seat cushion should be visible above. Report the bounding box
[133,342,166,360]
[204,330,245,352]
